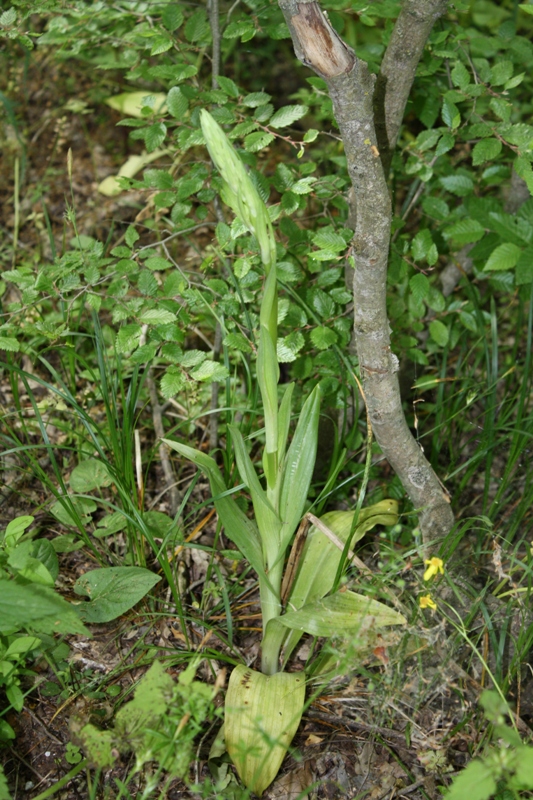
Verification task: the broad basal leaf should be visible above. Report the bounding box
[276,589,406,638]
[225,665,305,795]
[282,501,399,661]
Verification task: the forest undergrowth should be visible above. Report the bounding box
[1,1,533,799]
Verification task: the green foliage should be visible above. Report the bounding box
[73,567,161,623]
[0,516,88,742]
[74,660,220,780]
[445,691,533,800]
[2,0,533,796]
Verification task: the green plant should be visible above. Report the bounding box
[71,659,221,799]
[444,691,533,800]
[0,514,163,743]
[0,515,88,742]
[165,111,406,795]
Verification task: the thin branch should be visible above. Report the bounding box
[278,0,454,542]
[374,0,449,172]
[208,0,221,88]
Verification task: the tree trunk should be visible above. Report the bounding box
[278,0,454,542]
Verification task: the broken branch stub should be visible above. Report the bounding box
[279,0,454,542]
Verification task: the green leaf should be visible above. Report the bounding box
[223,332,252,353]
[490,61,513,86]
[124,226,139,248]
[443,759,497,800]
[472,138,502,166]
[162,440,265,578]
[185,10,210,42]
[161,4,183,30]
[3,516,34,549]
[31,539,59,582]
[229,425,282,567]
[277,332,305,362]
[5,636,41,659]
[487,212,532,246]
[308,287,335,318]
[160,367,185,398]
[442,98,460,128]
[145,122,167,152]
[150,35,172,55]
[144,256,173,272]
[490,97,511,122]
[269,105,307,129]
[116,324,142,353]
[6,684,24,712]
[77,724,115,768]
[106,92,167,118]
[516,245,533,284]
[244,131,275,152]
[290,177,317,195]
[310,326,337,350]
[285,502,398,620]
[0,579,88,635]
[0,765,11,800]
[50,496,96,527]
[439,175,474,196]
[277,382,294,462]
[0,337,19,352]
[451,61,470,90]
[514,745,533,784]
[278,385,321,548]
[242,92,271,108]
[0,8,17,26]
[139,309,176,324]
[190,360,229,382]
[223,19,255,40]
[277,589,406,637]
[73,567,161,623]
[412,229,436,262]
[409,273,430,303]
[70,459,112,492]
[8,540,54,586]
[312,228,346,251]
[514,157,533,195]
[484,242,522,271]
[435,132,455,158]
[416,129,441,152]
[443,218,485,245]
[429,319,450,347]
[422,196,450,220]
[95,512,128,537]
[225,666,305,796]
[167,86,189,118]
[217,76,240,97]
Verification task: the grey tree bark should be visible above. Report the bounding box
[278,0,454,541]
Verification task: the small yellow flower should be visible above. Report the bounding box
[419,594,437,610]
[424,557,444,581]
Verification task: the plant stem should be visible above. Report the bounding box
[31,760,88,800]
